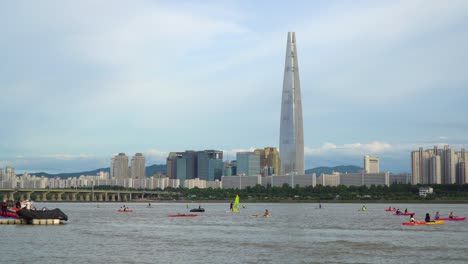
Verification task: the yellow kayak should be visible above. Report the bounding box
[426,220,445,225]
[402,220,445,226]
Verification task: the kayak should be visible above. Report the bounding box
[402,220,445,226]
[250,214,270,218]
[437,217,466,221]
[117,210,133,212]
[385,209,396,212]
[168,214,197,217]
[393,212,415,216]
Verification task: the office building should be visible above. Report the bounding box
[197,150,224,181]
[254,147,280,176]
[236,152,260,176]
[364,155,379,173]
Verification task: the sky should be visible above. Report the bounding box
[1,0,468,174]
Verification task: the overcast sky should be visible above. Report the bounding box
[1,0,468,173]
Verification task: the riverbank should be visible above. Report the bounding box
[37,199,468,204]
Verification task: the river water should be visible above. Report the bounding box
[2,202,467,264]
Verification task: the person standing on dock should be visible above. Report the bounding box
[1,200,7,214]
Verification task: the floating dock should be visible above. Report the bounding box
[0,218,63,225]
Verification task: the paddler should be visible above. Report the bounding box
[425,213,432,222]
[361,206,366,211]
[409,215,416,223]
[263,209,270,217]
[434,211,440,219]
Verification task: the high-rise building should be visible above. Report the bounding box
[197,150,224,181]
[279,32,304,175]
[166,150,199,186]
[364,155,379,173]
[130,153,146,179]
[411,145,466,185]
[111,153,129,179]
[5,167,15,182]
[254,147,281,176]
[236,152,260,176]
[429,155,442,184]
[166,152,179,179]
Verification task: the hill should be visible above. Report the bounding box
[23,164,167,179]
[305,165,362,175]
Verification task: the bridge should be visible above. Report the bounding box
[0,188,163,202]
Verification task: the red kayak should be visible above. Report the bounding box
[168,214,198,217]
[436,217,466,221]
[0,211,19,218]
[393,212,415,216]
[117,210,133,213]
[385,209,396,212]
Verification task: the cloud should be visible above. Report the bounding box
[44,154,96,161]
[305,141,392,155]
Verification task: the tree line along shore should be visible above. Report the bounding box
[7,184,467,203]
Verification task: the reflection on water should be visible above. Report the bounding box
[3,203,468,264]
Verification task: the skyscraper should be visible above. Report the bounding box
[111,153,129,179]
[130,153,146,179]
[279,32,304,175]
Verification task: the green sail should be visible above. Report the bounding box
[233,194,240,212]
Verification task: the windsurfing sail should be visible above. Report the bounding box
[233,194,240,212]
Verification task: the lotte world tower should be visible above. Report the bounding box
[279,32,304,175]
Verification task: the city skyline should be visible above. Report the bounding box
[1,1,468,173]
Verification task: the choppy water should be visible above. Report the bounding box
[2,202,467,264]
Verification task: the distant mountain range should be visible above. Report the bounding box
[305,165,362,175]
[23,164,167,179]
[22,164,362,179]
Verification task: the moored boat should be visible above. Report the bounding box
[189,208,205,212]
[0,211,19,219]
[17,208,68,221]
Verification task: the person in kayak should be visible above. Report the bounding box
[404,208,408,214]
[230,201,233,212]
[434,211,440,219]
[361,206,366,211]
[396,209,401,215]
[409,215,416,223]
[449,212,455,218]
[263,209,270,217]
[425,213,434,222]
